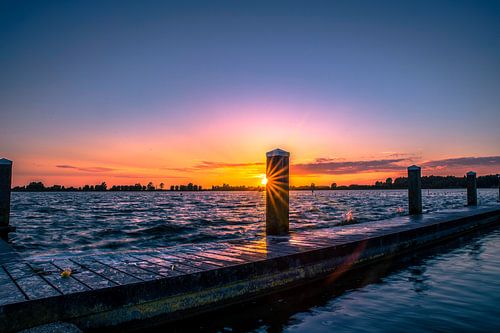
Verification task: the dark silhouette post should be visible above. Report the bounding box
[408,165,422,215]
[497,174,500,202]
[466,171,477,206]
[0,158,13,238]
[266,148,290,235]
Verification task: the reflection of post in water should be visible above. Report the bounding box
[266,149,290,235]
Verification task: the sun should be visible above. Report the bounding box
[260,175,268,185]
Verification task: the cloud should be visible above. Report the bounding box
[422,156,500,170]
[292,155,500,176]
[293,158,408,175]
[194,161,264,169]
[56,165,116,172]
[162,161,264,172]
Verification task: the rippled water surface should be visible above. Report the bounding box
[278,228,500,333]
[9,189,499,259]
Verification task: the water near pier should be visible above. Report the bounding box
[9,189,499,260]
[170,226,500,333]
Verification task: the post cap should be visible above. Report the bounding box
[0,158,12,165]
[266,148,290,157]
[466,171,476,176]
[407,165,421,171]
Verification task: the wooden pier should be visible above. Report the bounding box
[1,204,499,332]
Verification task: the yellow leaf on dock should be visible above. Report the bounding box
[60,268,72,278]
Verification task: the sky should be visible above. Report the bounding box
[1,0,499,187]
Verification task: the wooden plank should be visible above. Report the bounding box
[70,257,141,285]
[238,242,301,255]
[167,252,226,269]
[51,259,117,290]
[231,244,289,258]
[204,248,268,262]
[275,237,330,249]
[155,248,227,270]
[3,262,60,300]
[183,248,250,265]
[131,253,202,275]
[27,262,89,295]
[0,266,26,305]
[121,255,183,278]
[92,254,163,281]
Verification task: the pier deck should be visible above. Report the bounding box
[1,204,500,332]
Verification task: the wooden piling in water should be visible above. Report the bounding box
[408,165,422,215]
[497,174,500,202]
[466,171,477,206]
[266,148,290,235]
[0,158,13,237]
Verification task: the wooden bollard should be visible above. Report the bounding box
[408,165,422,215]
[266,148,290,235]
[466,171,477,206]
[497,174,500,202]
[0,158,13,233]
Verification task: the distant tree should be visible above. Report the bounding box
[170,185,175,191]
[26,182,45,191]
[385,178,393,186]
[198,185,202,191]
[95,182,107,191]
[175,185,179,191]
[159,182,165,190]
[187,183,194,191]
[331,183,337,189]
[147,182,155,191]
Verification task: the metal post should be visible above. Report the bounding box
[408,165,422,215]
[266,148,289,235]
[0,158,13,237]
[466,171,477,206]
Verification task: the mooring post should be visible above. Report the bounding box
[408,165,422,215]
[266,148,290,235]
[466,171,477,206]
[497,174,499,202]
[497,174,500,202]
[0,158,13,237]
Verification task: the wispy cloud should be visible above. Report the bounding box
[194,161,264,169]
[292,155,500,176]
[56,165,116,172]
[422,156,500,170]
[163,161,264,173]
[293,158,408,175]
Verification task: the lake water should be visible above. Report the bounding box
[7,189,500,332]
[9,189,498,260]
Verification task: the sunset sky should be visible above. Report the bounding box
[1,0,499,188]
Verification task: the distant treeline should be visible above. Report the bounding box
[295,174,499,190]
[211,184,264,191]
[10,175,499,192]
[170,183,203,191]
[12,182,202,192]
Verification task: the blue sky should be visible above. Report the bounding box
[1,0,499,186]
